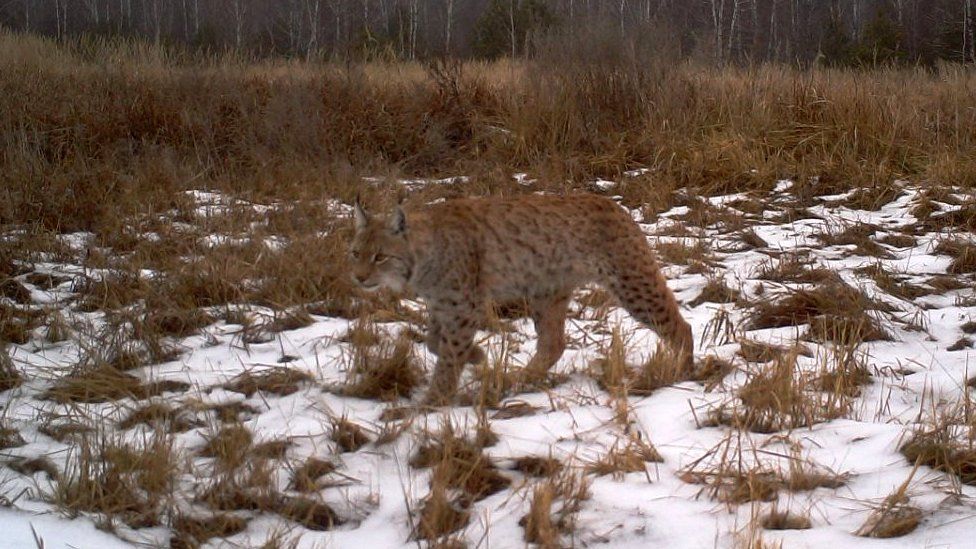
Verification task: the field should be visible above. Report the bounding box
[3,31,976,548]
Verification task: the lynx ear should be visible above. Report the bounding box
[389,205,407,235]
[353,195,368,231]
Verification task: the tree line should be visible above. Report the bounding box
[1,0,974,65]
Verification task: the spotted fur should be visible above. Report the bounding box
[349,193,694,405]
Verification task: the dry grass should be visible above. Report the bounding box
[172,513,250,549]
[812,345,873,398]
[413,474,470,542]
[761,511,812,530]
[927,274,969,292]
[584,436,663,479]
[463,335,519,408]
[520,472,591,548]
[854,473,922,539]
[277,496,342,531]
[512,456,563,477]
[681,436,847,507]
[200,423,254,470]
[252,439,292,460]
[935,239,976,274]
[754,254,838,285]
[9,456,60,479]
[223,367,315,397]
[52,429,178,529]
[118,402,199,433]
[688,277,740,308]
[594,329,691,397]
[290,457,337,492]
[522,483,559,548]
[193,400,262,423]
[901,429,976,486]
[0,304,40,344]
[855,263,930,302]
[411,422,510,505]
[340,320,383,348]
[0,347,23,393]
[44,364,152,404]
[708,351,852,433]
[814,222,893,258]
[330,417,371,453]
[340,334,422,402]
[0,425,26,449]
[655,240,714,269]
[746,280,892,345]
[139,307,214,338]
[682,463,781,505]
[632,342,697,394]
[6,30,976,546]
[737,339,811,364]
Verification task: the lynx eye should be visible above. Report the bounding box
[374,254,390,264]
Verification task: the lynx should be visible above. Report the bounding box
[349,193,694,405]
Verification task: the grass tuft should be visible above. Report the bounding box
[341,335,422,401]
[224,367,315,397]
[761,511,812,530]
[331,417,371,453]
[291,458,337,492]
[0,347,23,393]
[746,280,892,345]
[52,429,178,529]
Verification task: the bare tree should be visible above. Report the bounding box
[306,0,321,55]
[231,0,247,49]
[509,0,516,58]
[147,0,162,45]
[82,0,100,26]
[709,0,726,62]
[53,0,67,39]
[445,0,455,53]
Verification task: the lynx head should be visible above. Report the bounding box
[348,198,411,293]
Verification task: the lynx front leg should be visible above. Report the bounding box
[425,315,484,364]
[523,294,570,383]
[425,317,442,357]
[605,254,695,375]
[422,304,482,406]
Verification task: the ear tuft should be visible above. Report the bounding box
[353,195,368,231]
[389,206,407,235]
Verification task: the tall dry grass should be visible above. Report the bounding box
[3,29,976,317]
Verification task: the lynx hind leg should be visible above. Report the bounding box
[604,252,694,373]
[523,294,571,382]
[423,305,483,406]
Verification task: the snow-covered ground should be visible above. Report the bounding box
[2,178,975,548]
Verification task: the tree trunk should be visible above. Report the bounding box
[54,0,66,40]
[510,0,517,58]
[181,0,189,41]
[728,0,739,61]
[445,0,454,54]
[232,0,246,49]
[307,0,321,56]
[966,0,971,64]
[619,0,626,38]
[152,0,162,45]
[710,0,726,63]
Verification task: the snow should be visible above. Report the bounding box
[2,180,976,547]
